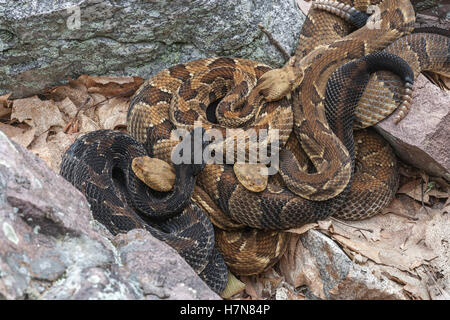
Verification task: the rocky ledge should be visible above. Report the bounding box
[0,0,303,99]
[0,131,219,299]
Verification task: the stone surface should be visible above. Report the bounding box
[376,74,450,181]
[411,0,450,22]
[0,0,304,99]
[113,230,219,300]
[279,230,405,300]
[0,131,219,299]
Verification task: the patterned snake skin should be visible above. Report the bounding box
[60,0,450,293]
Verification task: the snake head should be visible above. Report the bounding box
[131,156,175,192]
[257,58,301,101]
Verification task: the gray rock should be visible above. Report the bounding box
[0,131,219,299]
[0,129,114,299]
[299,230,352,297]
[280,230,404,300]
[113,230,221,300]
[0,0,304,99]
[411,0,450,21]
[41,266,141,300]
[376,74,450,181]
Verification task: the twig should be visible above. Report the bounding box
[330,217,374,233]
[421,265,449,300]
[78,88,134,118]
[257,24,291,62]
[388,211,419,221]
[357,229,368,240]
[420,179,430,215]
[64,97,91,133]
[64,89,135,133]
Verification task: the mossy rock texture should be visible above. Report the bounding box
[0,0,304,98]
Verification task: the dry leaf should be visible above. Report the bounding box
[398,179,430,204]
[10,127,37,148]
[95,97,129,130]
[317,219,333,231]
[329,199,439,274]
[1,121,38,149]
[0,93,12,117]
[77,74,143,97]
[240,276,262,300]
[381,195,421,219]
[296,0,312,15]
[332,234,383,264]
[426,188,449,199]
[403,282,429,300]
[423,71,450,91]
[287,222,318,235]
[221,273,246,299]
[11,96,65,137]
[57,97,78,120]
[443,201,450,214]
[278,235,327,299]
[0,93,11,106]
[79,114,101,133]
[30,131,78,172]
[43,78,90,107]
[0,122,26,139]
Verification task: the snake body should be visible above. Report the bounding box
[60,0,450,293]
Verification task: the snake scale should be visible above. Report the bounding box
[60,0,450,294]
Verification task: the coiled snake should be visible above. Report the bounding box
[60,0,450,294]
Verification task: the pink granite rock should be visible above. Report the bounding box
[0,131,219,299]
[376,74,449,181]
[113,230,221,300]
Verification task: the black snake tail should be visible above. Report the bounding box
[324,52,413,213]
[325,51,414,149]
